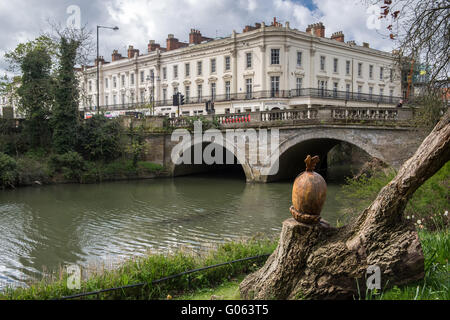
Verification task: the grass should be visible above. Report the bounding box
[339,161,449,230]
[0,237,277,300]
[171,230,450,300]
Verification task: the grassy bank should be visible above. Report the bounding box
[339,161,449,230]
[0,237,277,300]
[174,230,449,300]
[0,151,167,188]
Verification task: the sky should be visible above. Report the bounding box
[0,0,395,76]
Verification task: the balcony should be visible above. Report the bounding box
[85,88,402,111]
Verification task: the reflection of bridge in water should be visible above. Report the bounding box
[140,106,425,183]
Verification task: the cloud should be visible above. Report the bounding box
[0,0,397,76]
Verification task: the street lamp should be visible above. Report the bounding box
[97,25,119,114]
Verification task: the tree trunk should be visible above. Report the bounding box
[240,110,450,300]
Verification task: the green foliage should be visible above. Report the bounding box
[77,115,123,162]
[411,89,448,132]
[16,157,52,185]
[0,152,17,188]
[375,230,449,300]
[51,37,80,154]
[1,237,277,300]
[50,151,85,181]
[186,116,220,132]
[339,162,449,229]
[4,35,58,73]
[17,47,54,148]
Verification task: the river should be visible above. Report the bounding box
[0,174,346,289]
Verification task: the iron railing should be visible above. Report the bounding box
[82,88,403,111]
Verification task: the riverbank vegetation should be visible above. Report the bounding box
[0,237,277,300]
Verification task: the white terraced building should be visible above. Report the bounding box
[78,20,403,118]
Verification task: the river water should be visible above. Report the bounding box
[0,175,345,289]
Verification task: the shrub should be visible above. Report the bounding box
[16,157,52,185]
[50,151,86,181]
[0,152,17,188]
[77,115,124,162]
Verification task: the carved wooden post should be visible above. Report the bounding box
[240,110,450,300]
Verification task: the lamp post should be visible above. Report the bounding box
[97,25,119,114]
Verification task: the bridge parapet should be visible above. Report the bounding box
[166,106,414,129]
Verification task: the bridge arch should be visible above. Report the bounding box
[170,136,254,181]
[263,130,386,182]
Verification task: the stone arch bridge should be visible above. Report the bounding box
[139,106,425,182]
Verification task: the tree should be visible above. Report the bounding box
[51,37,81,154]
[17,47,54,148]
[240,109,449,299]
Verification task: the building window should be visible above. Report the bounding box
[121,75,125,87]
[380,67,384,80]
[270,76,280,97]
[346,83,351,99]
[318,80,327,96]
[163,67,167,80]
[113,77,117,88]
[333,82,338,97]
[369,65,373,79]
[246,78,252,99]
[358,85,362,99]
[140,71,145,83]
[173,65,178,79]
[211,83,216,100]
[185,86,190,103]
[162,88,167,104]
[297,51,302,67]
[390,69,393,82]
[185,63,190,77]
[320,56,326,71]
[130,92,135,103]
[105,95,109,106]
[105,78,109,89]
[225,81,231,100]
[358,63,362,77]
[271,49,280,65]
[121,93,125,105]
[225,56,231,71]
[197,84,202,102]
[346,61,351,75]
[369,87,373,99]
[211,59,216,73]
[389,89,394,103]
[130,73,135,85]
[173,87,178,95]
[197,61,202,76]
[296,78,302,96]
[113,94,117,105]
[88,81,92,92]
[246,52,252,68]
[140,90,145,103]
[380,88,384,101]
[333,58,338,73]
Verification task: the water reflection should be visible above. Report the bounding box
[0,176,344,288]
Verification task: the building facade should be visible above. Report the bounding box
[78,20,402,117]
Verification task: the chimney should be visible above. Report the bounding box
[95,56,105,66]
[189,29,202,44]
[111,50,122,62]
[347,40,356,46]
[127,45,140,58]
[362,42,370,48]
[148,40,161,52]
[306,22,325,37]
[166,34,188,51]
[331,31,344,42]
[189,29,213,44]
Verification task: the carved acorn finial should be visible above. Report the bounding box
[290,155,327,224]
[305,155,320,172]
